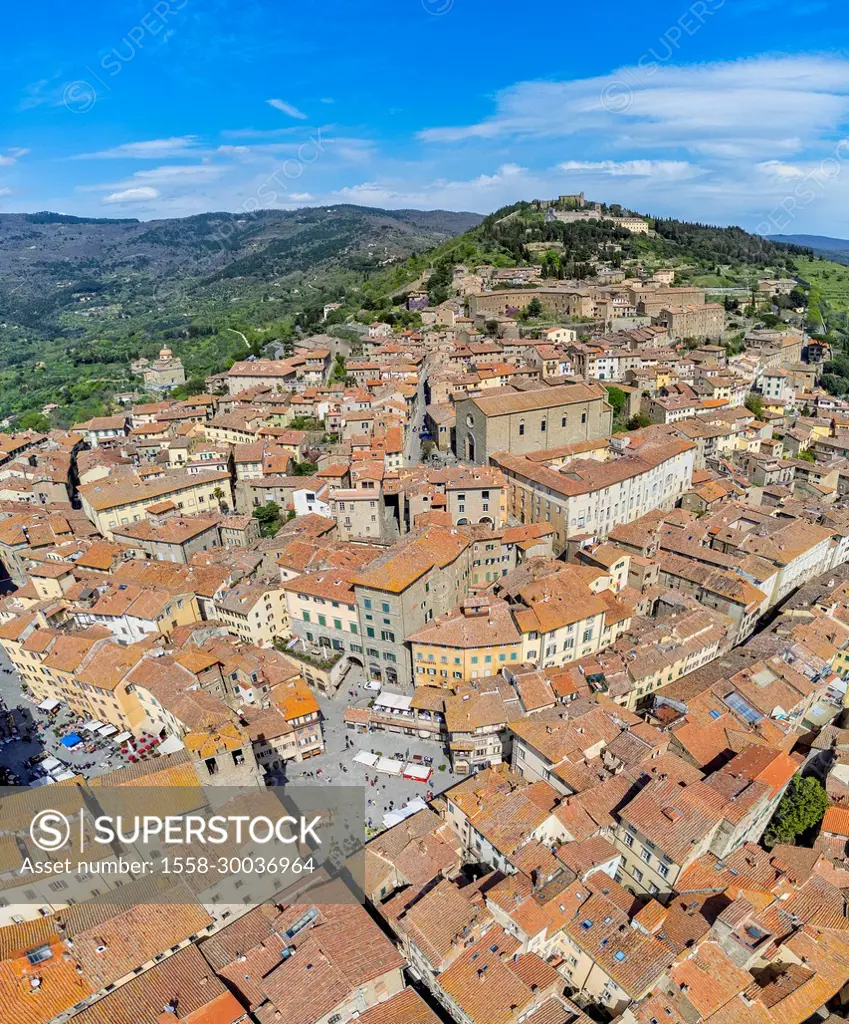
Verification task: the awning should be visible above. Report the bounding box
[373,691,412,712]
[38,698,61,712]
[375,756,403,776]
[41,757,62,773]
[82,720,104,733]
[382,796,427,829]
[353,750,379,767]
[112,731,133,745]
[157,735,184,755]
[97,725,117,737]
[403,764,432,782]
[60,733,82,748]
[52,771,77,782]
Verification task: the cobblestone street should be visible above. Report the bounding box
[285,666,463,833]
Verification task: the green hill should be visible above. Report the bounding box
[0,199,814,425]
[0,205,481,425]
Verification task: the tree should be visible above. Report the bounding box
[605,386,627,417]
[796,448,816,463]
[821,374,846,397]
[526,297,543,319]
[421,440,435,458]
[17,410,50,431]
[252,501,283,537]
[293,461,319,476]
[745,392,765,419]
[626,413,651,430]
[764,775,828,847]
[329,354,347,384]
[213,486,227,510]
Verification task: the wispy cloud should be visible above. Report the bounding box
[0,148,30,166]
[558,159,698,179]
[72,137,199,160]
[267,98,307,119]
[103,186,160,204]
[419,55,849,160]
[80,164,226,195]
[222,125,309,139]
[756,159,808,179]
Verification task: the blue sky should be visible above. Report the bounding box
[3,0,849,234]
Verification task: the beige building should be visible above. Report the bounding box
[409,596,523,685]
[630,285,705,316]
[468,288,595,319]
[327,488,387,541]
[79,469,232,539]
[652,303,725,341]
[142,346,186,390]
[492,436,696,549]
[214,580,289,646]
[455,383,613,464]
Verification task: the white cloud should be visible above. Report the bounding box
[332,164,536,211]
[0,188,13,197]
[756,159,808,179]
[130,164,223,184]
[267,98,307,119]
[419,55,849,160]
[558,159,697,179]
[222,126,307,139]
[0,148,30,166]
[72,137,199,160]
[288,192,314,201]
[103,186,160,204]
[82,165,224,196]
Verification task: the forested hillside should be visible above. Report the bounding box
[0,198,816,427]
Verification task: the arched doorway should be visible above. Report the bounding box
[466,433,475,461]
[478,516,493,526]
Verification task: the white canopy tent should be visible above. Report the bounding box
[157,735,184,755]
[37,698,61,712]
[82,720,105,733]
[112,732,133,746]
[353,750,379,768]
[383,797,428,829]
[375,756,403,776]
[403,763,432,783]
[373,691,413,713]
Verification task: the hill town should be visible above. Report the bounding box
[0,196,848,1024]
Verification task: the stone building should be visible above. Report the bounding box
[652,303,725,341]
[454,383,613,464]
[142,346,186,390]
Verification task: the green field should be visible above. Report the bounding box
[794,256,849,329]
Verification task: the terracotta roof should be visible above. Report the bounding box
[467,382,606,415]
[257,903,405,1024]
[356,989,442,1024]
[70,945,242,1024]
[822,804,849,838]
